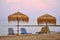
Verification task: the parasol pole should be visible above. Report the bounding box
[46,21,50,33]
[46,21,48,33]
[17,18,19,36]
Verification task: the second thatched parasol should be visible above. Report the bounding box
[37,13,56,33]
[8,11,29,35]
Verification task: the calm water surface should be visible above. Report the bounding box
[0,20,60,36]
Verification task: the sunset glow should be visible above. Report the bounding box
[6,0,57,10]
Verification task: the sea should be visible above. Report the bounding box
[0,20,60,36]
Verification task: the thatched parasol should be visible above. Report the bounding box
[8,11,29,35]
[37,14,56,24]
[37,14,56,33]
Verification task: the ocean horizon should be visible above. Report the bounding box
[0,20,60,36]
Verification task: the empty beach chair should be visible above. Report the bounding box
[21,28,32,34]
[8,28,14,35]
[21,28,27,34]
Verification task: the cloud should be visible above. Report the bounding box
[6,0,57,10]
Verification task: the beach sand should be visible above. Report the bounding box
[0,33,60,40]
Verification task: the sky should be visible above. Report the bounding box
[0,0,60,24]
[0,0,60,36]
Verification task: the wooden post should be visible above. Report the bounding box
[46,21,50,33]
[17,18,19,36]
[17,20,19,35]
[46,22,48,33]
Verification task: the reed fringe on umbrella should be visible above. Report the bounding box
[8,12,29,22]
[37,14,56,25]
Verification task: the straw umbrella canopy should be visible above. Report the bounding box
[37,14,56,25]
[37,14,56,33]
[8,12,29,35]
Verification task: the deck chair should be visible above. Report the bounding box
[21,28,27,34]
[21,28,31,34]
[8,28,14,35]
